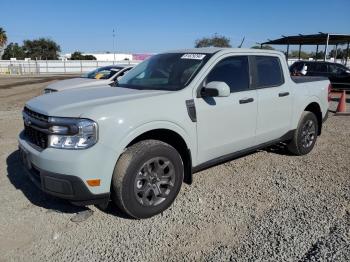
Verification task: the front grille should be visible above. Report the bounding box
[44,89,57,94]
[24,125,48,149]
[23,107,49,122]
[23,107,49,149]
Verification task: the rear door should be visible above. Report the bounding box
[308,62,328,77]
[252,55,293,144]
[195,55,257,164]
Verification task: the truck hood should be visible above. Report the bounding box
[26,86,170,117]
[46,78,110,91]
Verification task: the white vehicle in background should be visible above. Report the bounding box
[44,65,134,93]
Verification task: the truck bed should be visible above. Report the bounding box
[291,76,328,83]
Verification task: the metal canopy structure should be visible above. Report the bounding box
[261,33,350,64]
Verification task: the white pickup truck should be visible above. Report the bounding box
[18,48,329,218]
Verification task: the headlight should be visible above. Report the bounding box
[47,118,98,149]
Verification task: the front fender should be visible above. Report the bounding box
[108,120,194,164]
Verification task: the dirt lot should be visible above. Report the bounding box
[0,76,349,261]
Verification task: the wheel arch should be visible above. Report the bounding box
[116,122,194,185]
[304,102,323,135]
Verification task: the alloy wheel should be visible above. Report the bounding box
[134,157,176,207]
[301,120,316,148]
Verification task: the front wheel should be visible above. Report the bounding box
[287,111,318,156]
[111,140,184,219]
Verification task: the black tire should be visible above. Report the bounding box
[287,111,318,156]
[111,140,184,219]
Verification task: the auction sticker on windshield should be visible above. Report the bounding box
[181,54,206,60]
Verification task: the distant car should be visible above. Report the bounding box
[290,61,350,90]
[44,65,134,93]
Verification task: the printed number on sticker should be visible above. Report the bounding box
[181,54,206,60]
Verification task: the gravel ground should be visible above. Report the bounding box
[0,77,349,261]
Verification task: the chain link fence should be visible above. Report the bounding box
[0,60,140,75]
[0,58,348,75]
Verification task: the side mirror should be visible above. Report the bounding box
[201,81,230,97]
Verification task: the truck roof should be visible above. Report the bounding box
[166,47,283,56]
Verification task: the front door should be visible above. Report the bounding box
[195,55,257,164]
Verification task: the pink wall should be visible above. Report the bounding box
[132,54,153,61]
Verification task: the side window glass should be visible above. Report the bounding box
[255,56,284,88]
[314,63,327,73]
[307,63,316,72]
[206,56,249,92]
[329,64,344,75]
[328,64,337,74]
[293,62,304,71]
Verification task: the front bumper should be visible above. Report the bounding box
[18,131,114,206]
[19,151,109,205]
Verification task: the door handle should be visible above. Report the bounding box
[239,98,254,104]
[278,92,290,97]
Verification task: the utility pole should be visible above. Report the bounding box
[113,29,116,63]
[324,33,329,61]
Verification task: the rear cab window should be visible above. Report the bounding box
[253,56,284,88]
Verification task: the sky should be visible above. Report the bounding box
[1,0,350,54]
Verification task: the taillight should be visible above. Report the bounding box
[328,84,332,102]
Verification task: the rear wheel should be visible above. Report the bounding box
[111,140,183,219]
[287,111,318,155]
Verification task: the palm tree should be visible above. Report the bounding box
[0,27,7,48]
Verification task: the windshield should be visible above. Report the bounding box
[82,66,121,80]
[337,64,349,71]
[117,53,211,91]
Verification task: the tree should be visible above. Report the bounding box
[195,34,231,48]
[0,27,7,59]
[310,51,325,60]
[251,45,275,50]
[329,48,349,59]
[83,54,97,60]
[70,51,96,60]
[2,42,25,59]
[0,27,7,48]
[289,50,311,59]
[70,51,84,60]
[23,38,61,60]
